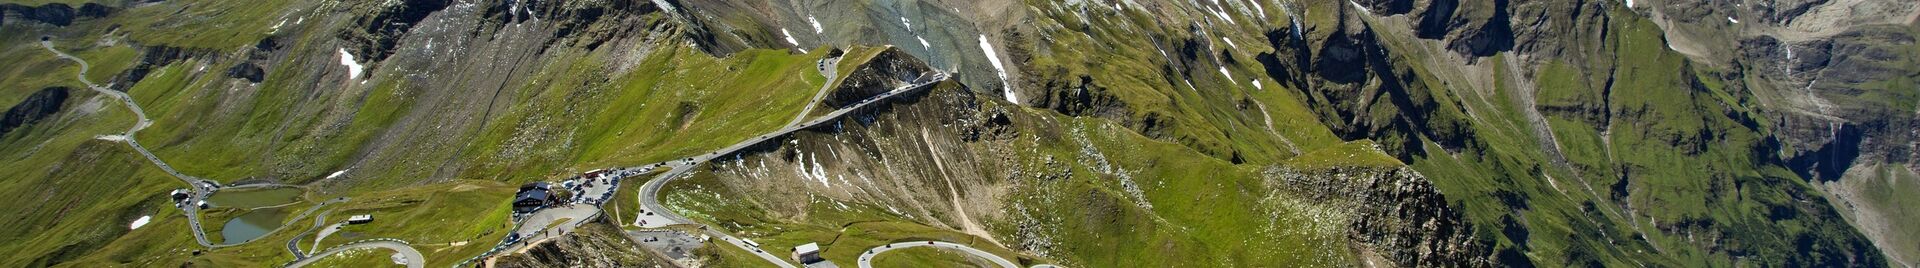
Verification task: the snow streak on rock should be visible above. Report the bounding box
[979,35,1017,104]
[1247,0,1267,19]
[338,48,364,80]
[781,28,799,47]
[809,16,823,34]
[1281,2,1304,40]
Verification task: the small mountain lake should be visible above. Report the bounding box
[220,207,289,244]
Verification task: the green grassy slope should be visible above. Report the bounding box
[1,0,1900,267]
[1381,6,1886,266]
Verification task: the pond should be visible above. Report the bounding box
[206,187,302,208]
[220,207,289,244]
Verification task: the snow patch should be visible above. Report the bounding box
[1219,67,1234,82]
[326,169,349,180]
[1626,0,1635,8]
[808,16,823,34]
[808,154,831,187]
[1348,0,1371,14]
[1247,0,1267,19]
[1282,3,1305,40]
[978,35,1017,104]
[1293,19,1305,40]
[781,28,800,47]
[130,215,151,230]
[337,48,364,80]
[781,28,808,53]
[917,36,932,49]
[1727,16,1740,24]
[651,0,680,16]
[1214,7,1236,24]
[899,17,913,29]
[1252,79,1263,90]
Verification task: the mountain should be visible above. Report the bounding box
[1,0,1914,267]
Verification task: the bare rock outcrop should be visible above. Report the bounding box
[1,87,69,136]
[824,47,933,108]
[1265,166,1495,267]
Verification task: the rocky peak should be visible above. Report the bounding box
[825,47,933,108]
[1265,165,1495,267]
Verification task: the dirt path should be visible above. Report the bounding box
[920,127,1002,247]
[1249,99,1302,155]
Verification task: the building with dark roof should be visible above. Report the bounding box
[513,182,553,213]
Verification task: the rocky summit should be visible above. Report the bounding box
[1,0,1915,267]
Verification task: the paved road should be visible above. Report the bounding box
[513,205,597,241]
[285,239,425,268]
[302,222,343,255]
[624,71,948,267]
[282,198,347,258]
[287,219,331,259]
[707,229,798,267]
[856,241,1018,268]
[43,39,224,247]
[634,70,950,223]
[293,61,940,266]
[786,56,842,127]
[461,168,640,264]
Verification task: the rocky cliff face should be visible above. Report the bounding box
[1648,1,1920,264]
[1264,166,1492,267]
[0,3,115,26]
[1,87,68,136]
[3,0,1913,266]
[824,47,931,108]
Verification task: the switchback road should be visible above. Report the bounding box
[856,241,1018,268]
[285,239,424,268]
[43,39,223,248]
[625,71,948,267]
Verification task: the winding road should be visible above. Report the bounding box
[285,197,351,259]
[49,39,417,268]
[43,39,224,248]
[56,37,1010,267]
[786,56,842,127]
[284,239,425,268]
[621,71,949,267]
[856,241,1018,268]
